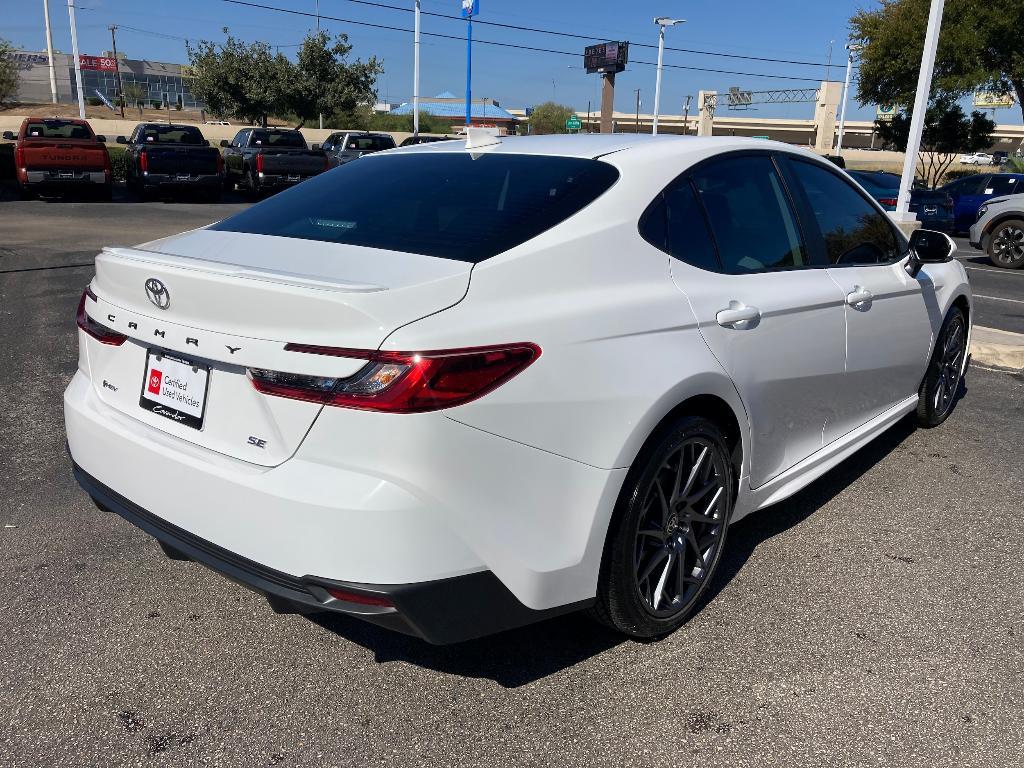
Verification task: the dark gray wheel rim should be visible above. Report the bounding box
[633,437,727,618]
[992,225,1024,265]
[933,314,966,416]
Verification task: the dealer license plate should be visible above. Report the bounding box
[139,350,210,430]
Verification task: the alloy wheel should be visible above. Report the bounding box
[932,314,966,417]
[992,224,1024,266]
[633,437,728,617]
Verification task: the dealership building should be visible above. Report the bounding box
[12,49,204,110]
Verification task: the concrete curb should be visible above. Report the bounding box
[971,326,1024,371]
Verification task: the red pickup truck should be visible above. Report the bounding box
[2,117,112,199]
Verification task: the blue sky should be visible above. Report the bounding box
[7,0,1021,124]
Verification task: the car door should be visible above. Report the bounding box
[658,152,848,488]
[779,155,935,438]
[225,129,248,179]
[949,174,992,231]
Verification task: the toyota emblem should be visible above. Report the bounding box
[145,278,170,310]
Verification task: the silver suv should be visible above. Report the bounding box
[970,194,1024,269]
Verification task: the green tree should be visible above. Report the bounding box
[528,102,574,135]
[287,31,382,129]
[851,0,1024,123]
[121,81,146,110]
[874,95,995,187]
[0,38,17,106]
[186,30,291,127]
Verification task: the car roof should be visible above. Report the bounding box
[380,133,814,164]
[24,116,89,124]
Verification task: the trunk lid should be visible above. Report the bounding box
[21,139,107,171]
[85,229,471,466]
[144,146,220,175]
[258,149,326,176]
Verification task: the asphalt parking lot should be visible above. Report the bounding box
[2,197,1024,767]
[953,238,1024,335]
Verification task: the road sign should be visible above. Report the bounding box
[974,90,1014,109]
[876,104,896,121]
[566,115,582,131]
[461,0,479,18]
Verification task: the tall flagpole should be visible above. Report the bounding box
[413,0,421,136]
[67,0,86,118]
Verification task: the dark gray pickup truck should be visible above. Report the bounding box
[117,123,223,201]
[221,128,328,196]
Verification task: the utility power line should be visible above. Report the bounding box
[326,0,841,68]
[220,0,824,83]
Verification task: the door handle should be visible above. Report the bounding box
[846,288,873,306]
[716,305,761,328]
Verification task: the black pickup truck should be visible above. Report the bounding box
[116,123,223,201]
[221,128,328,196]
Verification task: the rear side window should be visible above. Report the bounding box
[24,120,93,140]
[786,159,900,265]
[250,130,306,148]
[212,153,620,262]
[690,155,806,273]
[640,182,719,272]
[942,175,988,197]
[346,135,395,151]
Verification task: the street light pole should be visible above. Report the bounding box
[67,0,86,119]
[412,0,420,136]
[43,0,58,104]
[109,25,126,118]
[652,17,683,135]
[835,43,861,155]
[895,0,945,223]
[635,88,641,133]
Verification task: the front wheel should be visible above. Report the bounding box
[987,219,1024,269]
[916,306,968,428]
[592,416,734,639]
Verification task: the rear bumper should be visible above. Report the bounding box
[140,173,221,189]
[24,169,106,186]
[73,464,584,643]
[256,172,320,189]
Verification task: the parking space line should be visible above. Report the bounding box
[974,294,1024,304]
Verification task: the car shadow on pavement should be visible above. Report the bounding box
[308,405,948,688]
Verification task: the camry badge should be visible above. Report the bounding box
[145,278,170,310]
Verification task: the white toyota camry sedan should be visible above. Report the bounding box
[65,134,972,643]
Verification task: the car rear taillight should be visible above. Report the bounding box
[77,287,127,346]
[248,342,541,413]
[139,150,148,173]
[14,145,25,169]
[256,154,264,174]
[879,197,898,207]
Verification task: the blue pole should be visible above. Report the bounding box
[465,16,472,127]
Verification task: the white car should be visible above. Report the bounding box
[959,152,992,165]
[969,193,1024,268]
[65,135,972,643]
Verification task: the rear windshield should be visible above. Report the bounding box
[344,135,395,152]
[211,152,620,262]
[251,130,306,148]
[140,125,204,145]
[23,120,94,140]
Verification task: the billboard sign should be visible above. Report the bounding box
[876,104,896,121]
[584,41,629,75]
[973,90,1015,109]
[461,0,479,18]
[79,55,118,71]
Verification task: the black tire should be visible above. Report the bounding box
[94,184,113,202]
[17,184,34,201]
[916,306,968,428]
[987,218,1024,269]
[592,415,734,639]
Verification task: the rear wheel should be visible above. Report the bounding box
[592,416,734,638]
[987,219,1024,269]
[916,306,967,428]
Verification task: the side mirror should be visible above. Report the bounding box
[906,229,956,277]
[116,135,127,144]
[220,139,230,148]
[203,139,210,147]
[95,135,107,143]
[2,130,15,140]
